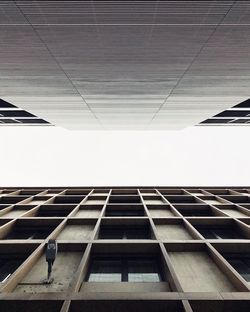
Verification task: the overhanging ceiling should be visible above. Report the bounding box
[1,1,250,130]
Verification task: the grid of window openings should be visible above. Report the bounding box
[0,99,51,125]
[0,187,250,312]
[199,98,250,125]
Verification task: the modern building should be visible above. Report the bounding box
[1,1,250,311]
[0,187,250,311]
[1,1,250,129]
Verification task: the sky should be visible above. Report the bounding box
[0,126,249,187]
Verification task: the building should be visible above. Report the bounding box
[0,186,250,311]
[1,1,250,130]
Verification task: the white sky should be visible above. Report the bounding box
[0,126,249,187]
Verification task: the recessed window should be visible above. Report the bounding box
[195,227,245,239]
[200,118,234,124]
[0,99,51,126]
[4,226,54,240]
[234,98,250,108]
[109,196,141,204]
[0,256,25,283]
[224,253,250,282]
[215,110,250,118]
[87,256,162,282]
[105,209,144,217]
[199,99,250,125]
[0,99,16,108]
[0,110,35,118]
[99,225,150,239]
[17,118,50,124]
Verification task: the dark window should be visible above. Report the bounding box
[17,118,50,124]
[178,209,213,217]
[215,110,250,118]
[5,227,53,240]
[88,259,122,282]
[233,99,250,108]
[109,196,141,204]
[99,225,150,239]
[106,209,144,217]
[196,227,244,239]
[200,118,234,124]
[0,256,25,283]
[36,209,71,217]
[224,253,250,282]
[0,99,16,108]
[231,119,250,124]
[0,119,20,124]
[0,110,35,118]
[87,256,162,282]
[54,196,85,204]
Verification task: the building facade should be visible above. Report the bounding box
[0,187,250,311]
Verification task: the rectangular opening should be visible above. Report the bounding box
[2,219,61,240]
[190,300,250,312]
[84,196,107,205]
[98,221,152,240]
[2,205,34,218]
[81,243,171,293]
[53,196,85,204]
[57,220,96,240]
[139,189,157,195]
[19,190,44,196]
[65,189,92,195]
[159,189,186,195]
[34,205,75,217]
[166,245,236,292]
[143,196,165,205]
[154,219,195,240]
[190,219,248,239]
[74,205,102,218]
[220,195,250,203]
[105,204,145,217]
[69,300,185,312]
[204,189,233,195]
[111,189,138,195]
[0,110,35,117]
[174,205,219,217]
[0,196,29,205]
[92,189,110,196]
[223,253,250,283]
[164,196,199,204]
[217,205,249,217]
[14,244,86,293]
[215,110,250,117]
[86,255,163,282]
[148,205,176,217]
[109,196,141,204]
[0,301,63,312]
[0,243,37,284]
[25,196,52,205]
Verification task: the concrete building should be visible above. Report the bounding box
[0,187,250,311]
[1,1,250,129]
[0,1,250,311]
